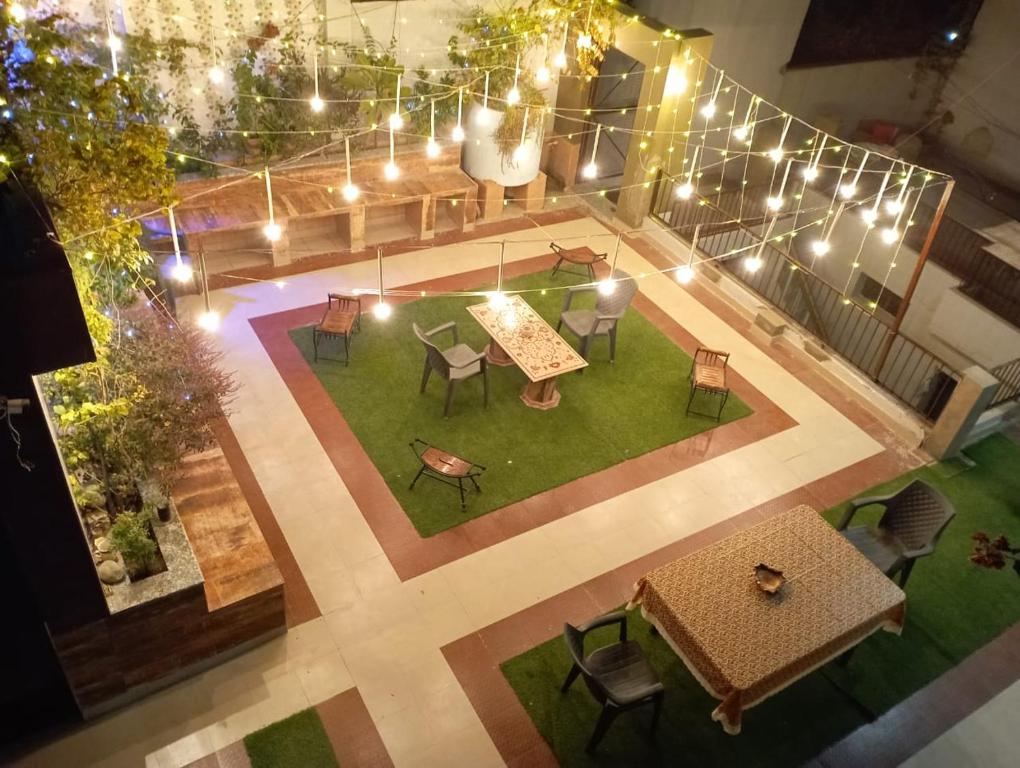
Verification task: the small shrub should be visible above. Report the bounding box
[109,511,156,577]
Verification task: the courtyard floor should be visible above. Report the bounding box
[11,209,1017,768]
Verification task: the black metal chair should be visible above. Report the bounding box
[550,241,607,282]
[836,479,955,588]
[561,611,664,753]
[409,438,486,511]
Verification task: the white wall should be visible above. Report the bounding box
[935,0,1020,189]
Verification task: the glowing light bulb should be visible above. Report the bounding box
[767,147,784,163]
[372,302,392,320]
[452,124,465,142]
[597,279,616,296]
[676,265,694,284]
[811,240,830,257]
[170,262,194,282]
[388,112,403,130]
[884,198,904,215]
[507,86,521,105]
[744,255,763,273]
[513,146,527,163]
[700,101,717,119]
[426,138,440,158]
[9,3,27,22]
[732,125,749,141]
[342,183,360,202]
[486,291,508,308]
[766,196,783,211]
[839,183,857,199]
[309,95,325,112]
[384,161,400,181]
[577,32,592,49]
[264,222,282,241]
[582,161,597,179]
[861,208,878,225]
[675,181,694,200]
[197,310,220,332]
[208,65,225,85]
[108,34,123,53]
[802,165,819,181]
[536,65,550,84]
[475,108,491,126]
[553,51,567,70]
[664,66,687,96]
[881,227,900,244]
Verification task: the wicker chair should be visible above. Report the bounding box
[556,270,638,365]
[686,347,730,420]
[836,479,955,587]
[561,612,664,753]
[413,321,489,417]
[313,293,361,364]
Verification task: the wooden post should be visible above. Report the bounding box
[871,179,955,379]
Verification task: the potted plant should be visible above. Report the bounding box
[109,510,157,580]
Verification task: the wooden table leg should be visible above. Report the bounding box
[521,376,561,410]
[486,338,515,367]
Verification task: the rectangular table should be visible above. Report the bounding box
[628,506,906,734]
[466,295,588,409]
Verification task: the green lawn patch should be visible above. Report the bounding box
[502,434,1020,766]
[244,708,338,768]
[291,270,752,537]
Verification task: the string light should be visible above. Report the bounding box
[106,12,120,77]
[599,235,622,296]
[582,123,600,178]
[840,150,869,199]
[167,206,193,282]
[675,145,700,199]
[489,242,509,306]
[507,54,521,105]
[767,115,792,163]
[426,99,440,158]
[477,72,491,125]
[452,88,465,142]
[309,49,324,112]
[862,166,892,227]
[732,96,755,142]
[197,310,220,332]
[766,159,792,211]
[342,136,359,202]
[513,107,531,163]
[745,217,776,272]
[664,63,688,96]
[536,40,551,85]
[389,73,403,130]
[553,21,568,70]
[802,134,825,181]
[885,165,913,215]
[373,248,391,320]
[676,224,699,284]
[384,124,400,180]
[8,3,27,23]
[263,167,281,241]
[699,69,724,119]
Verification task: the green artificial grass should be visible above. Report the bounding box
[502,434,1020,767]
[291,270,752,537]
[244,709,338,768]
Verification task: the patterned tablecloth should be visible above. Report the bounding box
[629,506,906,734]
[466,295,588,382]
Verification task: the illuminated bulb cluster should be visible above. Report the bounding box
[699,101,717,119]
[732,125,749,142]
[264,222,282,241]
[884,198,904,215]
[664,66,687,96]
[372,302,392,320]
[536,65,550,84]
[744,255,763,273]
[861,209,878,226]
[426,138,440,158]
[577,32,593,48]
[108,34,123,53]
[839,183,857,199]
[208,66,225,85]
[342,183,360,203]
[309,95,325,113]
[506,86,521,105]
[881,227,900,245]
[811,240,831,257]
[767,147,784,163]
[582,161,598,179]
[802,165,819,182]
[388,112,403,130]
[597,279,616,296]
[197,310,220,332]
[384,161,400,181]
[486,291,508,309]
[675,265,694,284]
[452,124,465,142]
[766,196,783,211]
[553,51,567,70]
[675,181,694,199]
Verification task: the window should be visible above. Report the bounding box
[855,273,902,318]
[788,0,984,68]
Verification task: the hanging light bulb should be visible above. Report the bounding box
[342,136,359,201]
[885,198,904,215]
[476,72,492,126]
[597,278,616,296]
[108,33,123,53]
[171,262,194,282]
[767,147,784,163]
[577,31,592,49]
[507,54,521,104]
[384,124,400,180]
[664,65,688,96]
[766,196,783,211]
[700,101,717,119]
[262,167,281,241]
[486,290,508,308]
[744,255,763,273]
[676,265,694,284]
[732,125,749,142]
[839,183,857,199]
[861,208,878,225]
[536,65,550,84]
[553,50,567,69]
[513,107,531,164]
[582,123,601,179]
[842,150,869,201]
[309,48,324,112]
[767,114,792,164]
[208,65,225,85]
[675,181,694,199]
[881,227,899,245]
[264,222,282,241]
[811,240,831,256]
[310,94,324,112]
[802,165,819,181]
[426,138,440,158]
[389,73,403,129]
[452,87,465,142]
[582,161,597,179]
[9,3,27,23]
[372,301,392,320]
[197,310,220,332]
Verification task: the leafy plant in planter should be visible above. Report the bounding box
[340,35,404,149]
[109,510,157,579]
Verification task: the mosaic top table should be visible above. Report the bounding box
[466,295,588,409]
[628,505,906,734]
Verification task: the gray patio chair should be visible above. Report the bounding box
[555,269,638,365]
[413,321,488,418]
[836,479,955,588]
[561,611,664,753]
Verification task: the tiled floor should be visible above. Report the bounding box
[11,210,1011,767]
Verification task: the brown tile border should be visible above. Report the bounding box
[213,418,320,627]
[441,486,1019,768]
[316,687,395,768]
[249,248,795,581]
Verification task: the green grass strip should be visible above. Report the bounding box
[244,708,339,768]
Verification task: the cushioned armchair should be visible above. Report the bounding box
[561,611,664,753]
[556,270,638,364]
[836,479,955,588]
[413,321,488,417]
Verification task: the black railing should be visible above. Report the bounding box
[989,357,1020,408]
[651,173,961,421]
[906,203,1020,330]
